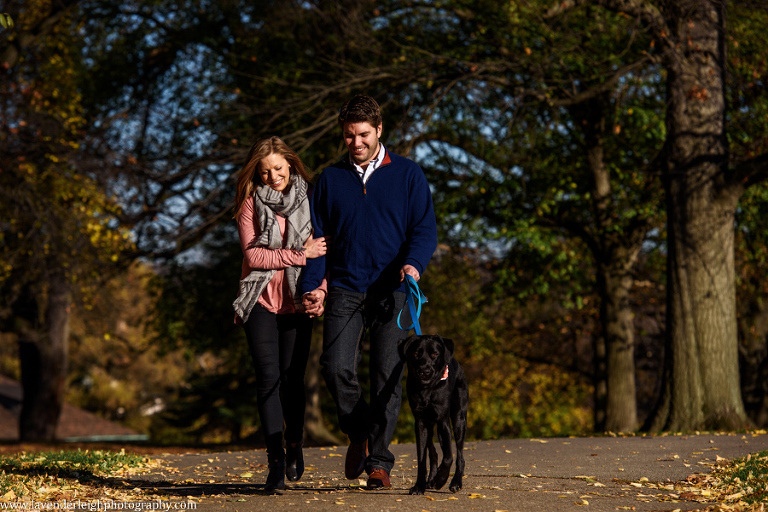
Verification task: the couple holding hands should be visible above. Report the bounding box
[232,95,438,491]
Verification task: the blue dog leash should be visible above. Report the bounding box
[397,274,428,335]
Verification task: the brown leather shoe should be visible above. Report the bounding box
[366,468,391,489]
[344,439,368,479]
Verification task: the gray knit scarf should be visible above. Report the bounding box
[233,174,312,322]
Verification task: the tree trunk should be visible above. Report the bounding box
[592,330,608,431]
[597,257,639,432]
[574,95,641,432]
[19,272,71,442]
[649,0,749,431]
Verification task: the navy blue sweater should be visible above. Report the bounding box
[300,150,437,295]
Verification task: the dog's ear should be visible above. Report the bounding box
[441,337,455,361]
[398,335,418,361]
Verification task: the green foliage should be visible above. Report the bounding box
[394,0,666,297]
[465,354,592,439]
[728,3,768,161]
[390,251,595,442]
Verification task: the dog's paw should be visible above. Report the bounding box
[429,466,450,489]
[428,478,447,490]
[409,485,426,495]
[449,475,463,493]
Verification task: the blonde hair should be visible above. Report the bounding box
[233,136,312,219]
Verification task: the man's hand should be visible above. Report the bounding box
[302,289,326,318]
[400,264,420,282]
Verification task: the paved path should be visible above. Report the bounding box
[141,432,768,512]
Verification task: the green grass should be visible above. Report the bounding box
[719,450,768,505]
[0,449,149,499]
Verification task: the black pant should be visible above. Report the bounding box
[320,288,408,473]
[243,304,313,461]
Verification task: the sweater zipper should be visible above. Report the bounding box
[360,161,389,197]
[355,170,367,197]
[359,174,367,197]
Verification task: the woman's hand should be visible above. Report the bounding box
[304,235,329,259]
[303,289,327,318]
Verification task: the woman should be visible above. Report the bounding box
[232,136,327,491]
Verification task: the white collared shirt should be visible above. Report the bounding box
[350,144,386,184]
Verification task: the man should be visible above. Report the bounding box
[301,94,437,489]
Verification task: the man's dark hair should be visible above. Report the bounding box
[338,95,382,129]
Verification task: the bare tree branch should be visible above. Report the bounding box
[734,152,768,189]
[545,0,667,35]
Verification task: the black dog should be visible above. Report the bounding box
[398,334,468,495]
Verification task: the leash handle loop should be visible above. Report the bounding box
[397,274,428,335]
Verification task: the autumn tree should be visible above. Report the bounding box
[0,0,132,441]
[379,0,768,432]
[376,0,667,432]
[544,0,768,430]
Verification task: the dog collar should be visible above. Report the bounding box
[440,365,449,381]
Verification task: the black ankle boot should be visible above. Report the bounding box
[264,460,286,491]
[286,441,304,482]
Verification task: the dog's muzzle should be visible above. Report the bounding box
[417,367,434,381]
